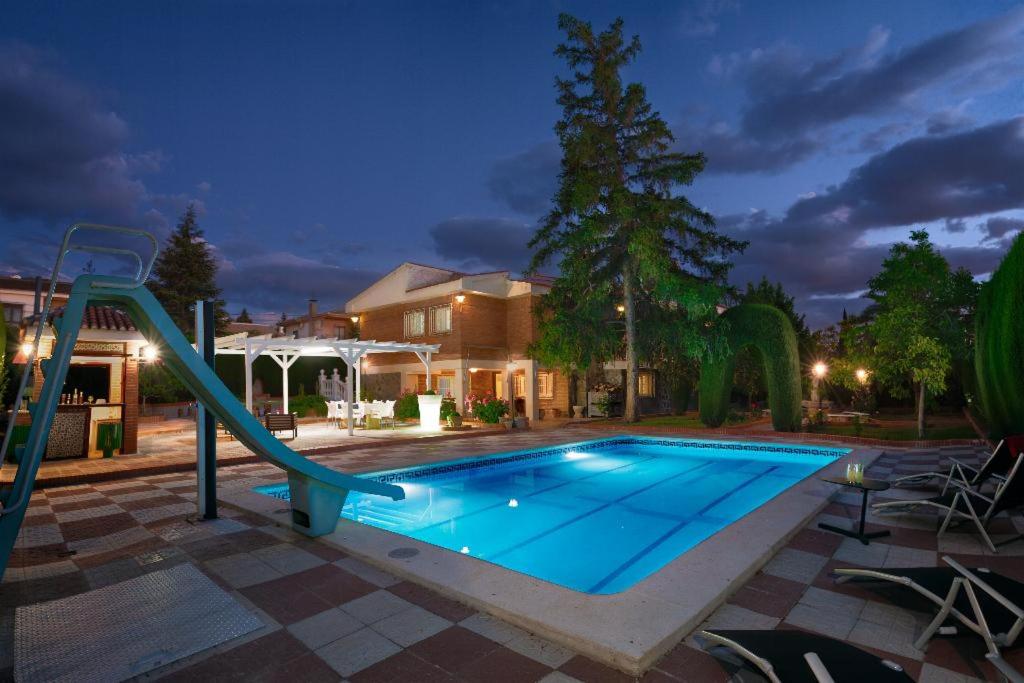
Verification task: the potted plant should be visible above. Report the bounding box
[417,389,443,430]
[447,412,463,428]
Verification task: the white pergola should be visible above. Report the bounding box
[213,333,441,435]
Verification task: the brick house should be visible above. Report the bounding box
[345,263,673,422]
[279,299,356,340]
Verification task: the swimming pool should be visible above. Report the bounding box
[256,437,845,594]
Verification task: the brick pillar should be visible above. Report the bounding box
[122,356,139,454]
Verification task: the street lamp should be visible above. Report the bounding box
[812,362,827,414]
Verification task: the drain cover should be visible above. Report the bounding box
[388,547,419,559]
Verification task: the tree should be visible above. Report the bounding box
[528,14,745,421]
[150,205,229,338]
[866,230,978,437]
[235,308,253,324]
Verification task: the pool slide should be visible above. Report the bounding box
[0,229,403,579]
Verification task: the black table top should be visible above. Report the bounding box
[821,475,890,492]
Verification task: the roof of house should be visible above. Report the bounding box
[44,305,137,332]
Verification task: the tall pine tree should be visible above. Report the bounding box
[528,15,745,421]
[235,308,253,324]
[151,205,229,337]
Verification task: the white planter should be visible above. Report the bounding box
[572,405,585,419]
[417,394,443,431]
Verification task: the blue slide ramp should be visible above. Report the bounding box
[1,272,403,578]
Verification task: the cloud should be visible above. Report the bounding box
[217,246,381,313]
[943,217,967,234]
[719,118,1023,327]
[0,44,155,224]
[673,120,820,173]
[739,7,1024,140]
[679,0,740,37]
[429,217,535,273]
[982,216,1024,242]
[487,142,559,215]
[925,102,974,135]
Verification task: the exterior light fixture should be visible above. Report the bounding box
[469,367,479,373]
[855,368,869,384]
[350,315,359,323]
[508,498,519,508]
[460,546,470,554]
[142,345,159,361]
[616,304,626,313]
[20,342,33,356]
[812,362,828,379]
[455,294,466,304]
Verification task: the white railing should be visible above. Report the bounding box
[317,368,346,401]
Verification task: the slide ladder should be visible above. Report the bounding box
[0,225,403,579]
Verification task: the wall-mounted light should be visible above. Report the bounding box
[350,315,359,324]
[812,362,828,379]
[469,367,479,373]
[20,342,34,356]
[615,304,625,313]
[141,345,159,361]
[455,294,466,304]
[855,368,869,384]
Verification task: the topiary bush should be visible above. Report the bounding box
[395,391,420,420]
[440,395,458,421]
[975,233,1024,439]
[699,304,803,432]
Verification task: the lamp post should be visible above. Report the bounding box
[812,362,828,414]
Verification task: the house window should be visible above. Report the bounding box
[404,309,425,338]
[429,304,452,335]
[334,325,346,339]
[513,373,526,397]
[436,374,453,396]
[3,304,23,324]
[638,371,655,398]
[537,371,554,399]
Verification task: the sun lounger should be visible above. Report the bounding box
[835,555,1024,681]
[894,437,1020,494]
[698,629,912,683]
[873,453,1024,552]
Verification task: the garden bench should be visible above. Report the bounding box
[264,412,298,439]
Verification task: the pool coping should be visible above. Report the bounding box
[220,436,882,675]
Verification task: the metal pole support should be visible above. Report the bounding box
[195,300,218,519]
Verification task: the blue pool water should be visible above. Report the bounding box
[256,437,845,594]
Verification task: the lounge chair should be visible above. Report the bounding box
[873,453,1024,552]
[835,555,1024,682]
[894,437,1020,494]
[698,629,912,682]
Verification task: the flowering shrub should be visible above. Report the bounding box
[470,393,509,423]
[440,394,458,421]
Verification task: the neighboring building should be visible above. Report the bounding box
[224,320,275,336]
[0,276,71,326]
[344,262,673,421]
[279,299,356,340]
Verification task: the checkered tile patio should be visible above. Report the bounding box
[2,434,1022,682]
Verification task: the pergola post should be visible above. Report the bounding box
[355,356,362,402]
[244,340,255,415]
[414,351,433,392]
[346,358,354,436]
[268,352,300,414]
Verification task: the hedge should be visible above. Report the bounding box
[975,233,1024,439]
[699,303,803,432]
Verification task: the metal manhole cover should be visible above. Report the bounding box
[388,547,419,559]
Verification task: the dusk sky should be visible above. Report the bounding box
[2,0,1022,328]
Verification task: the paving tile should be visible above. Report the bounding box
[239,574,334,625]
[369,605,452,647]
[784,586,864,639]
[334,556,400,587]
[387,580,475,621]
[833,537,891,566]
[315,626,402,677]
[341,589,415,624]
[848,600,930,660]
[505,633,575,668]
[287,608,364,649]
[786,528,844,557]
[292,563,378,606]
[918,663,986,682]
[350,650,455,682]
[558,654,633,683]
[407,625,501,673]
[727,572,806,618]
[761,547,829,583]
[650,642,732,682]
[457,645,554,683]
[538,671,584,683]
[205,552,283,589]
[251,543,327,575]
[459,612,529,645]
[882,544,938,568]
